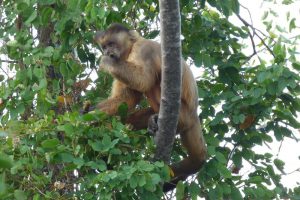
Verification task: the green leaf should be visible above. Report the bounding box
[176,181,185,200]
[231,0,240,14]
[150,173,161,185]
[0,156,13,169]
[41,7,53,25]
[207,146,216,156]
[39,79,47,90]
[33,67,44,79]
[14,190,27,200]
[98,7,106,19]
[129,175,138,189]
[86,160,107,171]
[231,185,243,200]
[60,153,74,162]
[11,103,25,119]
[217,165,232,178]
[41,138,60,149]
[215,152,227,164]
[138,175,146,187]
[282,0,294,5]
[44,46,54,57]
[118,103,128,121]
[189,182,200,200]
[232,152,242,167]
[88,140,102,151]
[220,182,231,195]
[57,124,75,136]
[292,62,300,70]
[262,11,269,20]
[289,18,296,32]
[37,0,55,5]
[274,158,285,172]
[25,10,37,25]
[200,0,206,9]
[59,63,69,77]
[137,160,154,172]
[0,75,4,81]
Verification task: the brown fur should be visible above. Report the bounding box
[95,23,207,191]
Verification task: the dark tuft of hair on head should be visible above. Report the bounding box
[106,23,130,34]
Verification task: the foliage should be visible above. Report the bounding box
[0,0,300,199]
[0,111,168,199]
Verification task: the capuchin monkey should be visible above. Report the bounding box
[94,23,207,192]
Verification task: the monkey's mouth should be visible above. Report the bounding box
[109,54,116,59]
[109,54,120,61]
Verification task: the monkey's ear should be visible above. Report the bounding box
[94,31,105,43]
[129,30,140,41]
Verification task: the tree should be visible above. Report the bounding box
[154,0,182,163]
[1,0,300,199]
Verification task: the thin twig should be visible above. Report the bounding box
[284,167,300,175]
[255,33,276,58]
[0,65,9,77]
[276,140,283,157]
[236,14,276,58]
[0,59,17,63]
[239,3,255,36]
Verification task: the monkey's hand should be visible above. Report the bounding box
[147,114,158,137]
[80,100,96,114]
[100,55,118,71]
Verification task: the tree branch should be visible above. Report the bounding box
[236,14,276,59]
[155,0,182,163]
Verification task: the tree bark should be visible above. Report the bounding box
[154,0,182,163]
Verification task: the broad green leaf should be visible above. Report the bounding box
[189,182,200,200]
[137,160,154,172]
[176,181,185,200]
[231,185,243,200]
[215,152,227,164]
[14,190,27,200]
[41,138,60,149]
[289,18,296,32]
[274,158,285,172]
[138,175,146,187]
[41,7,53,25]
[0,156,13,169]
[37,0,55,5]
[282,0,294,5]
[217,165,232,178]
[25,10,37,25]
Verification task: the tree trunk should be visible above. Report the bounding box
[154,0,182,163]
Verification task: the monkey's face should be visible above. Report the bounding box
[101,40,121,60]
[95,25,135,61]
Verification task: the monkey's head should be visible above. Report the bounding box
[95,23,140,60]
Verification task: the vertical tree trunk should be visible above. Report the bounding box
[154,0,182,163]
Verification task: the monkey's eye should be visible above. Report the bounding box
[107,42,114,47]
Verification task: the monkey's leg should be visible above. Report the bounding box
[163,113,207,192]
[126,107,155,130]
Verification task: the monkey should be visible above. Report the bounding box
[94,23,207,191]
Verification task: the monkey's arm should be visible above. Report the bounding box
[97,80,142,115]
[100,56,157,92]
